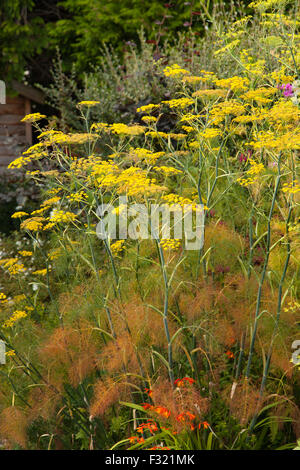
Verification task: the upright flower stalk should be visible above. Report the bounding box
[245,153,283,379]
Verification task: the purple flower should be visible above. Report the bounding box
[239,153,247,163]
[279,83,293,97]
[238,150,253,163]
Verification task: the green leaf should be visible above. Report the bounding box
[119,401,147,413]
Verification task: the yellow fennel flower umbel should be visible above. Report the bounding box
[77,101,100,107]
[20,217,45,232]
[163,64,190,77]
[3,310,28,328]
[21,113,46,123]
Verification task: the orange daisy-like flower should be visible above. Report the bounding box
[129,436,145,444]
[154,406,171,418]
[176,413,186,423]
[198,421,210,430]
[144,388,153,397]
[186,411,196,420]
[174,377,196,387]
[176,411,196,423]
[225,350,234,359]
[137,421,158,434]
[142,403,154,410]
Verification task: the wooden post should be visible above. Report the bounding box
[0,80,5,104]
[0,340,5,365]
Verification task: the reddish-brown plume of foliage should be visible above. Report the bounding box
[270,347,295,379]
[89,377,129,418]
[224,379,261,425]
[216,274,258,332]
[111,297,176,350]
[97,332,139,374]
[178,280,217,323]
[0,406,28,449]
[27,386,60,423]
[39,319,99,388]
[58,284,87,316]
[98,297,178,376]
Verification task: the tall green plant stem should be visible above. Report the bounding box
[157,242,174,386]
[247,206,255,279]
[249,194,292,433]
[196,139,226,280]
[245,153,282,379]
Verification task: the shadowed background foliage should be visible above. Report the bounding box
[1,0,251,86]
